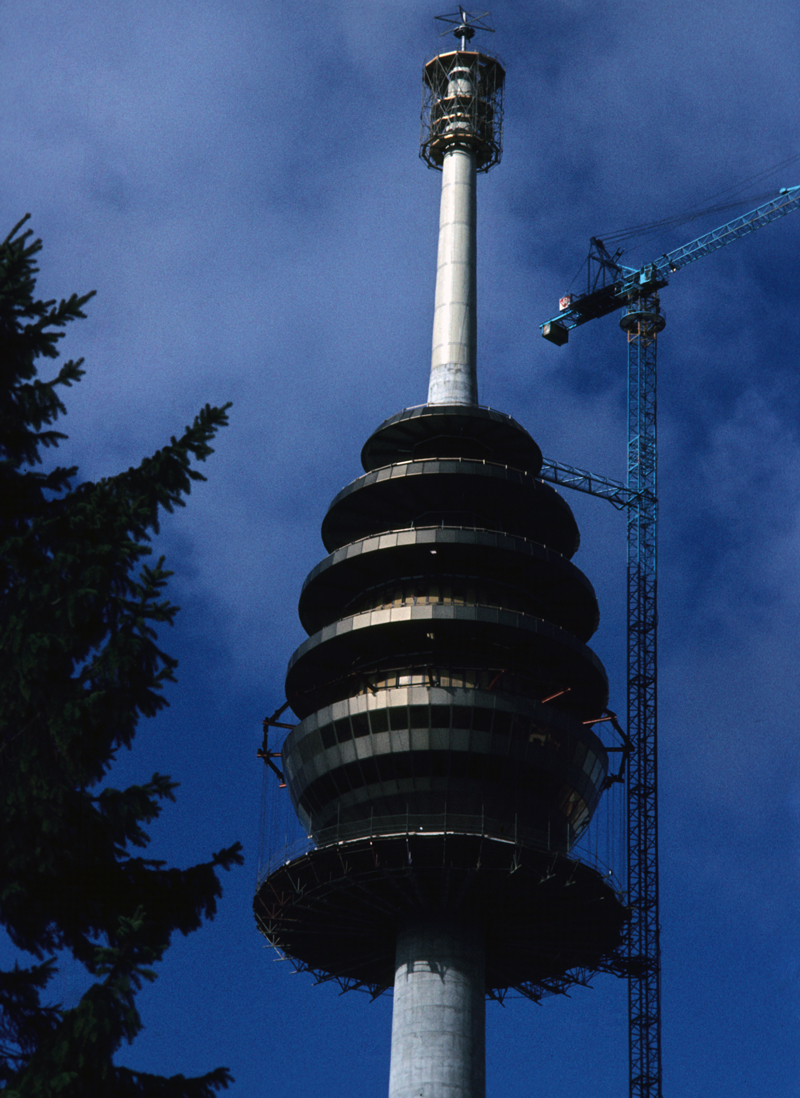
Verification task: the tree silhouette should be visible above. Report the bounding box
[0,217,242,1096]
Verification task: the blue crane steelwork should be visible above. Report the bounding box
[539,185,800,344]
[538,182,800,1098]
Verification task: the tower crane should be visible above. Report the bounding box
[540,184,800,344]
[537,183,800,1098]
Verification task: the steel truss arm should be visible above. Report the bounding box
[655,184,800,279]
[540,184,800,338]
[539,459,634,509]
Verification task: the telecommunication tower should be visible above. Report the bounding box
[255,12,630,1096]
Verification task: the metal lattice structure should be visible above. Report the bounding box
[539,185,800,343]
[420,49,505,171]
[541,286,662,1094]
[539,180,800,1098]
[623,293,662,1098]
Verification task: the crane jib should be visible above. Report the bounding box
[540,184,800,344]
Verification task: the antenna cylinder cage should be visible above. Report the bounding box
[420,50,505,172]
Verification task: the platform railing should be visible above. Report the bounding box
[258,808,624,896]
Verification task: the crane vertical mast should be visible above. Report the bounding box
[540,293,664,1096]
[539,183,800,1098]
[622,290,663,1098]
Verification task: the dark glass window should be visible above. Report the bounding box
[393,753,411,780]
[341,760,364,791]
[451,754,470,779]
[483,756,503,783]
[370,710,389,734]
[472,708,492,732]
[409,705,429,728]
[351,712,369,738]
[316,772,337,802]
[493,711,513,736]
[298,735,317,763]
[467,754,484,780]
[430,751,448,778]
[431,705,450,727]
[376,755,396,782]
[334,718,351,743]
[452,706,472,729]
[360,757,379,785]
[389,707,408,731]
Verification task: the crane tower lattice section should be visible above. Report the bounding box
[623,292,661,1098]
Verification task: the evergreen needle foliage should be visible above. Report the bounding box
[0,217,243,1096]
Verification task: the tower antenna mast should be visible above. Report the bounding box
[435,8,495,49]
[422,9,504,404]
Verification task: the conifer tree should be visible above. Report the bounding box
[0,217,242,1096]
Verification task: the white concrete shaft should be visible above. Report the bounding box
[388,919,485,1098]
[428,147,478,406]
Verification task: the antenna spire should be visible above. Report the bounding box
[423,14,504,405]
[434,8,495,51]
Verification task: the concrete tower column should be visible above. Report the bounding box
[428,147,478,406]
[388,919,485,1098]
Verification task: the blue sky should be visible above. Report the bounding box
[3,1,800,1094]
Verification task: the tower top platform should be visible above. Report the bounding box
[420,50,505,171]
